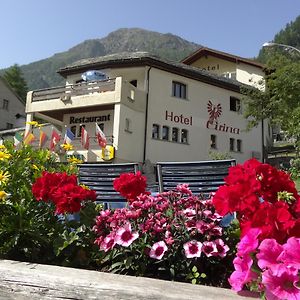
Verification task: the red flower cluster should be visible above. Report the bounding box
[213,159,300,243]
[113,171,147,202]
[32,171,96,214]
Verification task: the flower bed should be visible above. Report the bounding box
[0,141,299,299]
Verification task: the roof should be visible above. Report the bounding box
[181,47,264,69]
[0,76,25,107]
[57,52,249,93]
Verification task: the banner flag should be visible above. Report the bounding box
[81,127,90,150]
[63,128,75,144]
[39,130,48,148]
[23,132,35,145]
[14,132,23,147]
[95,123,107,148]
[50,129,61,151]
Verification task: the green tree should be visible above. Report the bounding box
[3,64,28,104]
[242,53,300,154]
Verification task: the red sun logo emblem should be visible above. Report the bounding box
[207,100,222,124]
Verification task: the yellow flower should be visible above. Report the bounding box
[0,145,6,150]
[0,170,10,185]
[0,190,8,202]
[26,121,40,127]
[0,151,11,160]
[80,184,90,190]
[61,143,74,151]
[32,164,39,171]
[67,156,83,164]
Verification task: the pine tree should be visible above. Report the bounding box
[3,64,28,104]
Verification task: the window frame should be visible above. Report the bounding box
[172,127,179,142]
[230,96,241,113]
[181,129,189,144]
[237,139,242,152]
[229,138,235,151]
[162,125,170,141]
[172,81,187,99]
[2,99,9,110]
[210,134,217,149]
[125,118,132,133]
[152,124,160,139]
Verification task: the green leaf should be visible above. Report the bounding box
[109,261,124,271]
[192,265,197,273]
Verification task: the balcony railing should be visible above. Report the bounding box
[31,79,116,102]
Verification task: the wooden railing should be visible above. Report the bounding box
[31,79,116,102]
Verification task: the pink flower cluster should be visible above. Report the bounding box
[229,229,300,300]
[93,179,230,262]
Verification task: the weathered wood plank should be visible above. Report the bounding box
[0,260,257,300]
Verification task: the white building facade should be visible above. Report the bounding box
[25,50,271,164]
[0,77,25,131]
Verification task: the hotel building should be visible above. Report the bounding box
[25,48,271,164]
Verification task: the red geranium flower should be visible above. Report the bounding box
[113,171,147,202]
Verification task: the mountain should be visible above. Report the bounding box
[17,28,200,90]
[257,15,300,63]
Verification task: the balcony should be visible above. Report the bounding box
[32,79,116,102]
[26,77,147,117]
[26,78,119,114]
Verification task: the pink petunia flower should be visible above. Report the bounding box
[176,183,192,195]
[228,255,258,292]
[196,220,210,234]
[277,237,300,270]
[115,223,139,247]
[209,225,223,236]
[183,208,196,218]
[100,233,116,252]
[202,241,218,257]
[256,239,283,271]
[237,228,261,256]
[183,240,202,258]
[262,265,300,300]
[214,239,230,258]
[149,241,168,260]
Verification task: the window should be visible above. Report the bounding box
[70,126,77,136]
[98,123,104,131]
[3,99,9,110]
[152,124,160,139]
[6,123,13,129]
[230,138,235,151]
[172,127,179,142]
[237,139,242,152]
[181,129,188,143]
[230,96,241,112]
[162,126,169,141]
[210,134,217,149]
[172,81,187,99]
[78,124,85,137]
[223,72,237,80]
[130,80,137,87]
[125,118,132,133]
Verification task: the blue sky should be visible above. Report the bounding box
[0,0,299,69]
